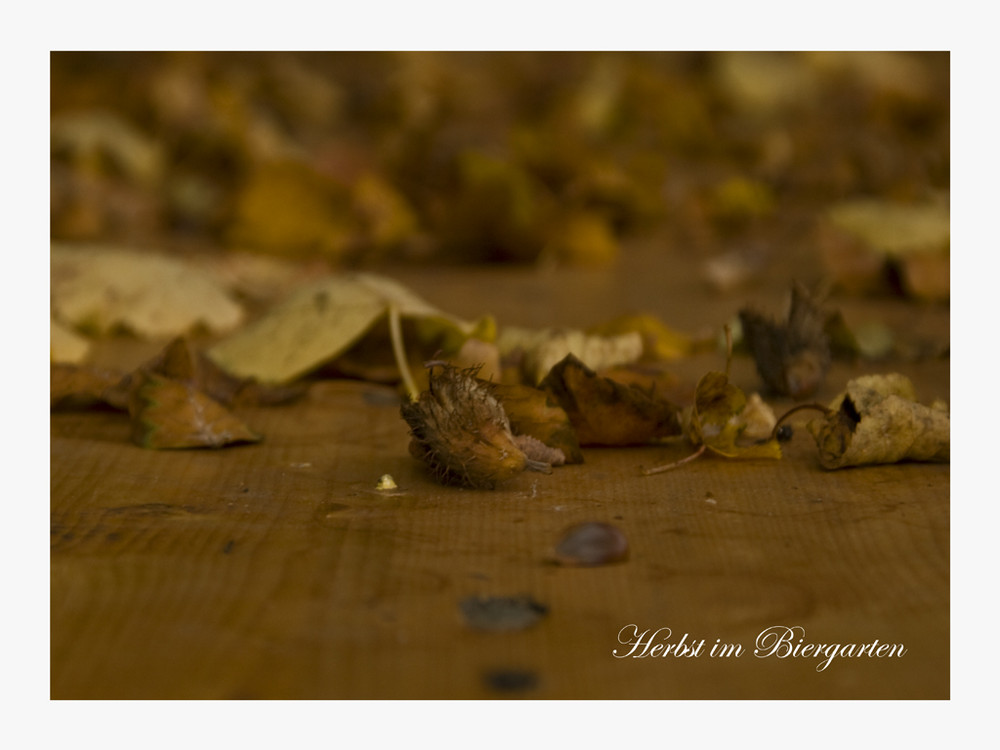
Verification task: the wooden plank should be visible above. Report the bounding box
[51,369,949,698]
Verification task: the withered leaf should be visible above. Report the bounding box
[127,336,305,407]
[540,353,681,446]
[588,312,699,360]
[488,382,583,463]
[129,372,262,449]
[51,244,244,338]
[806,373,949,469]
[209,273,487,385]
[51,362,128,410]
[739,282,831,399]
[688,371,782,460]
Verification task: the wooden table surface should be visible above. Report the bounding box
[50,244,950,699]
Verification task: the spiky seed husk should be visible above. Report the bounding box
[401,363,539,488]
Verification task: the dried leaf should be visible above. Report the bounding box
[497,326,643,385]
[51,363,127,410]
[739,282,832,399]
[126,336,304,407]
[209,273,485,384]
[51,244,244,338]
[688,371,782,460]
[51,318,91,364]
[588,313,697,360]
[821,197,950,300]
[226,160,357,260]
[488,382,583,463]
[129,372,262,449]
[540,353,681,446]
[806,373,949,469]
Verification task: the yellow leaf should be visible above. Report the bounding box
[51,244,244,338]
[589,313,696,360]
[689,371,782,459]
[208,273,484,384]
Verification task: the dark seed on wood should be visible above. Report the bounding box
[483,668,539,692]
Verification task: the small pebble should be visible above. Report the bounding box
[459,595,548,631]
[375,474,398,491]
[553,521,629,566]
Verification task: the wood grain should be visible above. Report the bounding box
[51,253,949,699]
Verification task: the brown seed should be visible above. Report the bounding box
[401,363,547,488]
[553,522,629,566]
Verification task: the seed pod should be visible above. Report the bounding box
[401,363,547,488]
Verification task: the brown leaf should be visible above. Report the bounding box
[488,382,583,463]
[739,282,831,399]
[51,362,129,410]
[125,337,305,407]
[129,372,262,449]
[539,353,681,446]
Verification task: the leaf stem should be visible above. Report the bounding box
[388,304,420,402]
[642,443,708,475]
[769,402,833,441]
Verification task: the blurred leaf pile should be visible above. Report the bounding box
[51,51,949,283]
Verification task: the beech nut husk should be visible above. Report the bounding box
[401,363,549,488]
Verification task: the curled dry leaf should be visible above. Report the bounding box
[806,373,949,469]
[688,371,783,460]
[51,244,244,338]
[739,282,831,399]
[540,353,681,446]
[553,522,628,566]
[401,363,550,489]
[129,372,262,449]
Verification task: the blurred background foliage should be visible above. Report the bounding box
[50,51,949,279]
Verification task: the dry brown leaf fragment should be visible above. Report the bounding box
[126,336,304,408]
[806,373,949,469]
[401,364,549,488]
[739,282,832,399]
[488,382,583,463]
[128,372,262,450]
[540,353,681,446]
[51,363,128,410]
